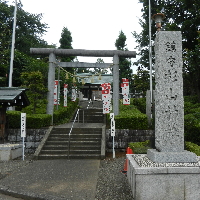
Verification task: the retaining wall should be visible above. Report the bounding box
[5,128,154,153]
[6,128,49,153]
[106,129,154,150]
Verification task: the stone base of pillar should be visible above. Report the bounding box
[147,149,197,163]
[127,154,200,200]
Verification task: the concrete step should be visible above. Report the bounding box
[43,145,100,150]
[48,137,101,142]
[38,154,101,160]
[45,140,101,146]
[49,134,101,139]
[51,128,102,134]
[40,149,100,155]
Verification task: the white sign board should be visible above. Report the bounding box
[110,113,115,136]
[64,84,68,107]
[21,113,26,137]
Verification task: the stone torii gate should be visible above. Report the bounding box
[30,48,136,121]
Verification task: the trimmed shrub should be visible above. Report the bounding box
[6,111,51,129]
[131,98,146,114]
[129,140,151,154]
[6,99,79,128]
[185,141,200,156]
[107,104,148,129]
[53,99,79,125]
[184,113,200,145]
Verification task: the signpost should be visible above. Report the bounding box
[21,113,26,161]
[110,113,115,158]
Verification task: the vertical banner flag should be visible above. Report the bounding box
[54,80,60,105]
[21,113,26,137]
[121,78,130,105]
[64,84,68,107]
[101,83,112,114]
[71,84,76,102]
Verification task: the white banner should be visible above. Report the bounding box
[54,80,59,105]
[64,84,68,107]
[21,113,26,138]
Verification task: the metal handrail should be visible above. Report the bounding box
[68,108,79,159]
[86,99,92,109]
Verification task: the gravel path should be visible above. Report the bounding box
[95,156,133,200]
[0,154,133,200]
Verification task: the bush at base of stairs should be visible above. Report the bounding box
[6,99,79,128]
[6,111,52,129]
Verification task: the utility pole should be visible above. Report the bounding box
[9,0,17,87]
[149,0,153,112]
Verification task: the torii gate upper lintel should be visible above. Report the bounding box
[30,48,136,124]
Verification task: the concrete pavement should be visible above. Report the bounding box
[0,159,100,200]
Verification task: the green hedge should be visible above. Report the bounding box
[6,99,79,128]
[184,113,200,145]
[131,98,146,114]
[185,141,200,156]
[129,140,151,154]
[128,141,200,156]
[6,111,52,129]
[107,104,148,129]
[53,99,79,125]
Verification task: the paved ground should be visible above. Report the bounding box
[0,159,100,200]
[0,100,103,199]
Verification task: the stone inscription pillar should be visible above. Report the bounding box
[147,31,197,163]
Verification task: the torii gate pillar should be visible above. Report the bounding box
[113,54,119,115]
[47,53,56,124]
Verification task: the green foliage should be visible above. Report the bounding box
[0,1,50,87]
[115,30,133,91]
[59,27,75,64]
[20,71,48,114]
[53,99,79,125]
[131,98,146,114]
[185,142,200,156]
[184,113,200,145]
[109,103,148,129]
[6,99,79,128]
[134,0,200,100]
[6,111,52,129]
[129,140,151,154]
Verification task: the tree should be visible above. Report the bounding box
[115,31,133,90]
[59,27,75,62]
[20,71,48,114]
[133,68,155,98]
[133,0,200,100]
[0,0,50,87]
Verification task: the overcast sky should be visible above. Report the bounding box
[8,0,143,72]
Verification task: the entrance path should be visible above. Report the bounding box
[0,100,103,199]
[0,159,100,200]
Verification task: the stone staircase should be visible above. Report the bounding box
[37,127,102,159]
[76,109,104,123]
[36,104,105,160]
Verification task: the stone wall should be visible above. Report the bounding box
[6,128,154,153]
[6,128,49,153]
[106,129,154,151]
